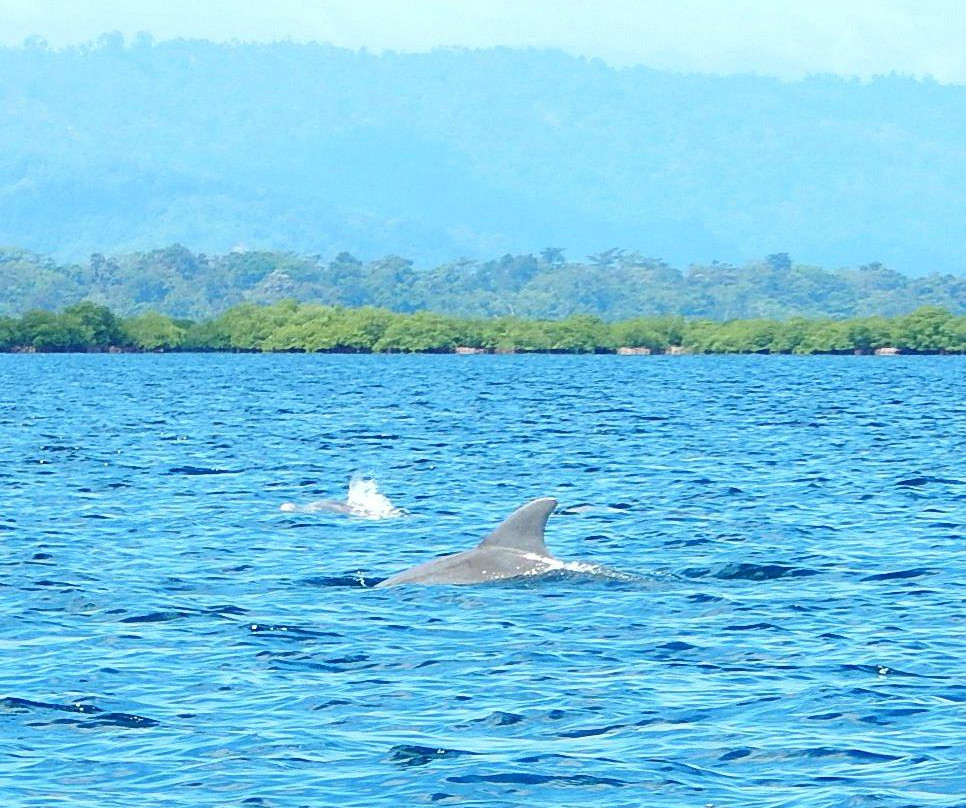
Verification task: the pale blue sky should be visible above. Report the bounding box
[1,0,964,83]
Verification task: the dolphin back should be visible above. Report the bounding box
[476,497,557,555]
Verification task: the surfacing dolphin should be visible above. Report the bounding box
[376,497,562,587]
[281,476,404,519]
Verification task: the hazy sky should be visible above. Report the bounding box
[2,0,964,83]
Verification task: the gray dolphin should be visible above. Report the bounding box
[280,499,357,515]
[280,477,404,519]
[375,497,561,587]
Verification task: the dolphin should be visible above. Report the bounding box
[375,497,561,587]
[281,476,404,519]
[280,499,357,515]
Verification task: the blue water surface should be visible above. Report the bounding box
[1,354,963,807]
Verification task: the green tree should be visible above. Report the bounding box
[62,301,124,347]
[374,312,464,352]
[17,310,88,350]
[0,315,17,349]
[894,306,959,352]
[122,311,185,349]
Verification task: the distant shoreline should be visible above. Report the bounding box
[2,348,960,356]
[2,302,962,355]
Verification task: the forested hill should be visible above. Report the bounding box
[1,37,965,274]
[1,245,962,321]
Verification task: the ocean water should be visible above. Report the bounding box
[1,353,963,807]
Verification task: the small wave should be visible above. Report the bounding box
[447,772,626,787]
[796,746,902,764]
[168,465,242,476]
[896,476,961,487]
[303,574,373,588]
[715,562,819,581]
[469,711,524,727]
[723,622,785,631]
[387,745,475,767]
[1,697,158,729]
[247,623,341,640]
[681,562,818,581]
[862,568,934,582]
[558,501,633,515]
[120,610,191,624]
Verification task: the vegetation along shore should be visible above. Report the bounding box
[2,301,962,355]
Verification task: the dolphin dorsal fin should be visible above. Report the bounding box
[477,497,557,555]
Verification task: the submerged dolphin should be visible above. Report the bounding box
[376,497,560,587]
[280,499,356,515]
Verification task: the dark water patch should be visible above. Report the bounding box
[558,721,629,739]
[896,476,961,487]
[687,592,724,602]
[267,653,372,674]
[662,537,713,549]
[31,579,80,590]
[797,747,902,764]
[314,698,351,710]
[303,575,371,588]
[247,623,342,640]
[723,622,784,631]
[206,604,248,615]
[657,640,699,652]
[682,563,816,580]
[120,610,191,623]
[861,707,929,723]
[841,664,941,679]
[719,747,756,761]
[2,697,158,728]
[469,711,524,727]
[559,502,594,514]
[90,712,160,728]
[714,562,819,580]
[167,466,243,475]
[324,653,370,666]
[862,568,935,582]
[447,772,626,787]
[388,745,475,767]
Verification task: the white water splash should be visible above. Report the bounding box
[515,553,642,583]
[344,475,406,519]
[280,475,406,519]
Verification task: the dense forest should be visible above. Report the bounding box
[1,245,962,322]
[1,300,961,355]
[1,38,965,273]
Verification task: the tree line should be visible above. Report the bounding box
[0,245,963,323]
[1,301,962,355]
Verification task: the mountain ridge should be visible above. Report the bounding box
[2,39,964,273]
